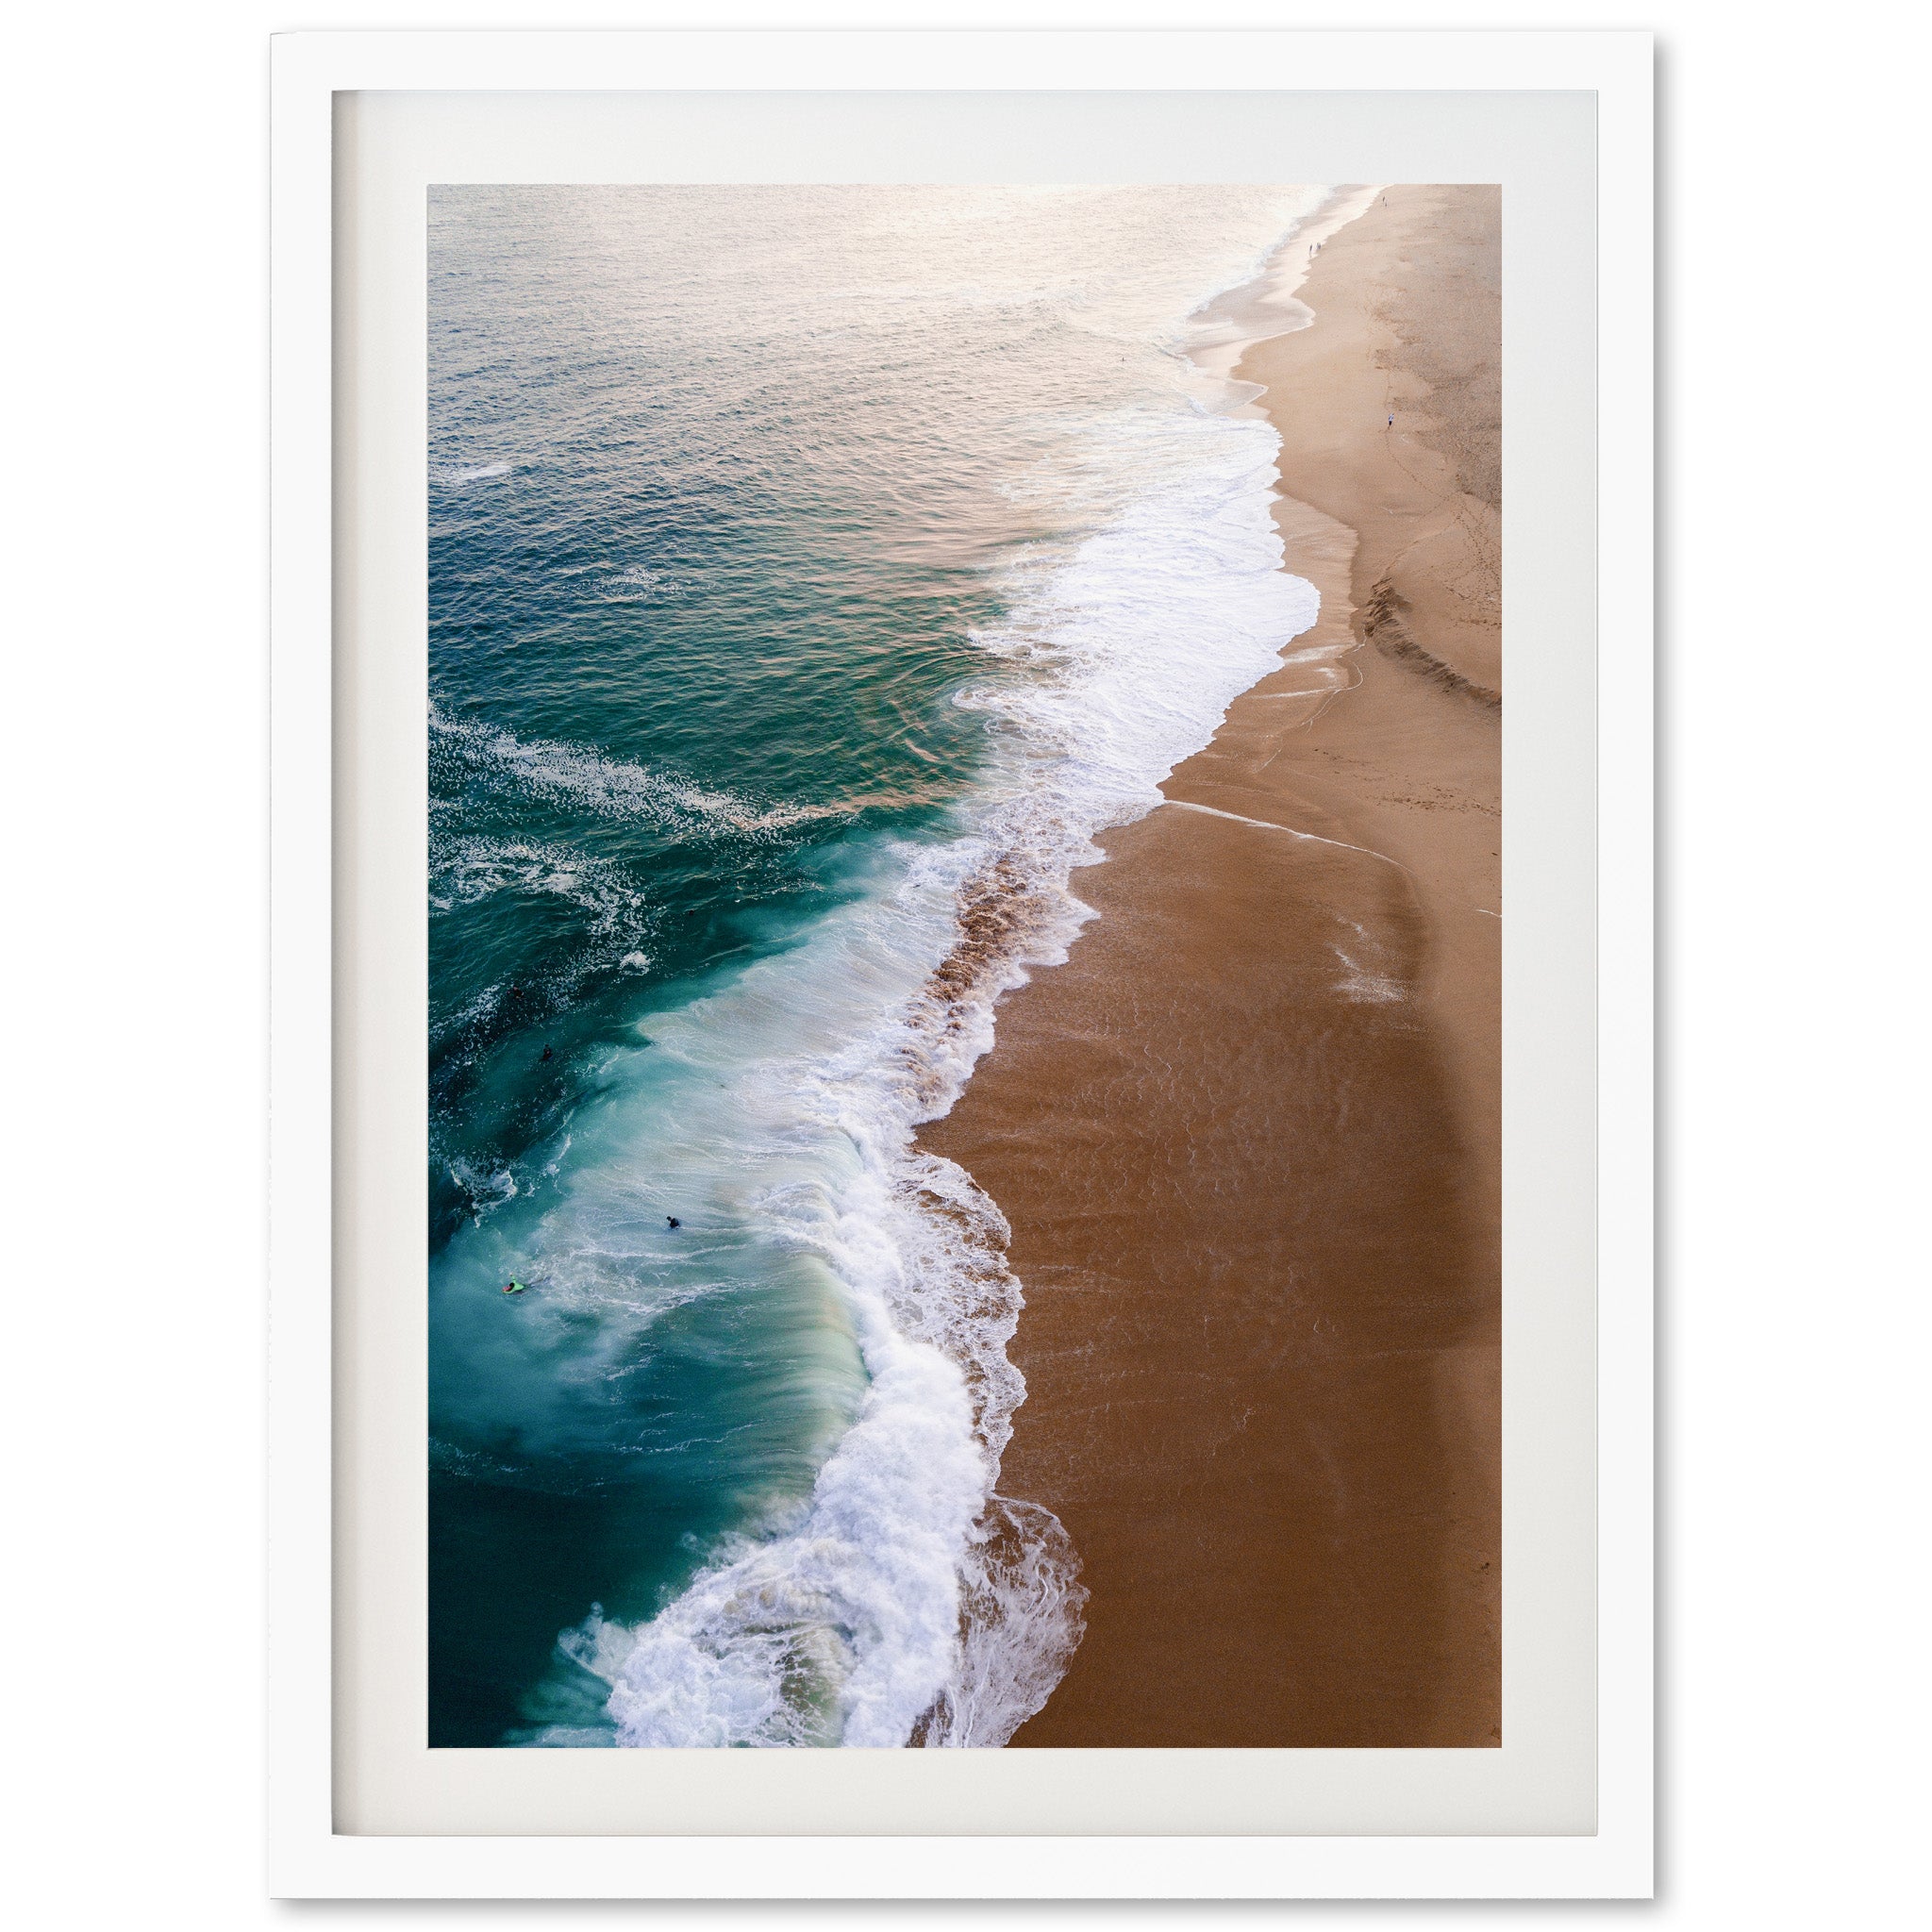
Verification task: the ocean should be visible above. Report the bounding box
[427,183,1331,1748]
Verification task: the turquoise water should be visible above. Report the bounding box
[427,185,1328,1747]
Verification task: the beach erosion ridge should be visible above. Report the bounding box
[921,183,1504,1747]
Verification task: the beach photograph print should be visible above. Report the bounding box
[427,183,1501,1750]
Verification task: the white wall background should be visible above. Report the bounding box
[3,2,1922,1925]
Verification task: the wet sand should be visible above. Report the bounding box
[921,186,1502,1746]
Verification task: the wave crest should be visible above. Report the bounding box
[429,702,858,839]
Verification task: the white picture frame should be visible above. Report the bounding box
[271,26,1653,1899]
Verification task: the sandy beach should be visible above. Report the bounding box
[921,185,1503,1746]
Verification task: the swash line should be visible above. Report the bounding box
[1161,795,1407,873]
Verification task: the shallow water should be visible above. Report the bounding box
[427,184,1332,1747]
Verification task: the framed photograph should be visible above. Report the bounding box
[271,27,1653,1899]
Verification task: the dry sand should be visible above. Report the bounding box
[921,185,1502,1746]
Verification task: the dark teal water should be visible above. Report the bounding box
[426,185,1328,1748]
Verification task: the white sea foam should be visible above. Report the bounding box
[602,564,685,599]
[429,703,856,839]
[449,1157,520,1224]
[440,459,514,483]
[1332,948,1407,1004]
[428,834,651,934]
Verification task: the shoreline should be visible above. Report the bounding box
[922,185,1502,1745]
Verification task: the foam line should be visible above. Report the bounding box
[1163,795,1407,873]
